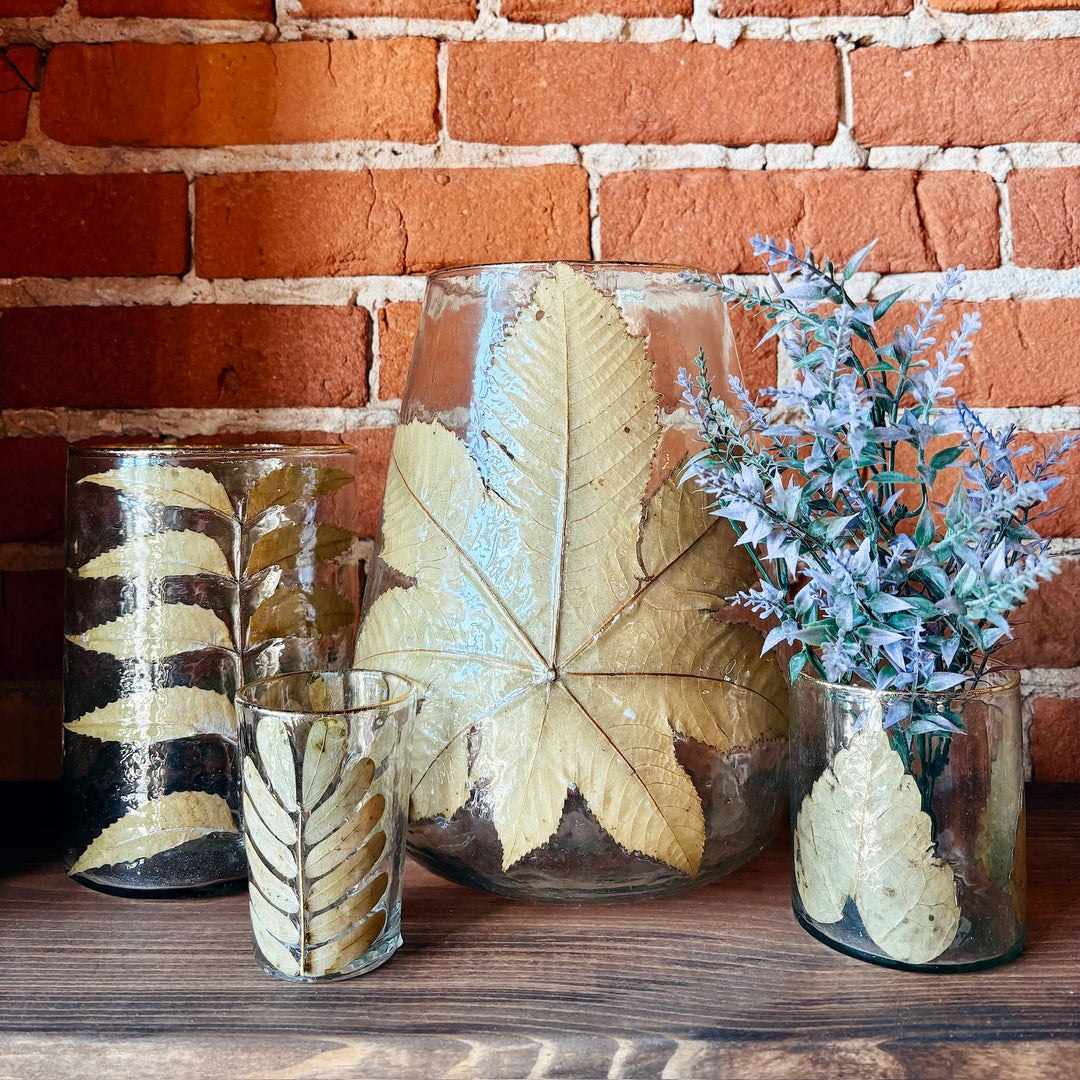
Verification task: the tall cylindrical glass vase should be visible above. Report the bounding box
[63,445,360,895]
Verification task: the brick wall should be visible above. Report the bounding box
[2,0,1080,781]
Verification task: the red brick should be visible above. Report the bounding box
[852,43,1080,147]
[295,0,474,15]
[932,0,1080,10]
[1,306,371,409]
[873,298,1080,409]
[503,0,690,18]
[0,571,63,682]
[0,0,60,13]
[195,166,591,278]
[0,682,62,782]
[1001,559,1080,669]
[600,169,998,274]
[0,439,67,543]
[342,428,395,539]
[377,303,421,402]
[1009,169,1080,270]
[721,0,908,12]
[447,41,839,146]
[0,48,41,142]
[949,301,1080,409]
[0,174,189,277]
[1014,433,1080,538]
[40,40,438,147]
[80,0,273,17]
[1030,697,1080,783]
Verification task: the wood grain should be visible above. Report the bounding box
[1,785,1078,1080]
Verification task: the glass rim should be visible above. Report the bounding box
[794,667,1020,700]
[67,444,354,460]
[236,669,420,716]
[425,259,706,280]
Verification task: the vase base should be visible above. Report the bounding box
[68,873,249,899]
[794,909,1025,973]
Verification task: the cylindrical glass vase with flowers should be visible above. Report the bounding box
[681,237,1074,970]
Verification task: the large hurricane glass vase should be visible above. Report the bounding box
[357,261,788,902]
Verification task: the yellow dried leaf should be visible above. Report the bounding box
[247,524,355,576]
[301,718,349,808]
[67,603,232,660]
[247,465,353,519]
[356,263,786,876]
[249,586,356,645]
[80,465,232,514]
[794,717,961,965]
[78,530,230,581]
[64,687,236,745]
[69,791,237,875]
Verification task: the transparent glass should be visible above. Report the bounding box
[236,669,417,982]
[358,261,789,903]
[63,445,361,896]
[790,672,1025,971]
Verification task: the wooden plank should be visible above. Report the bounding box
[0,785,1078,1080]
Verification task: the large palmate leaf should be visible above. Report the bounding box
[67,603,232,660]
[356,262,786,876]
[69,790,237,875]
[80,465,232,515]
[243,717,389,979]
[794,716,961,965]
[78,530,230,580]
[64,686,236,745]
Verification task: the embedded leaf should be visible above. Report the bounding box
[977,712,1024,894]
[64,687,236,745]
[255,716,297,813]
[247,465,353,519]
[301,718,349,808]
[794,717,961,965]
[67,604,232,660]
[78,530,230,581]
[242,730,390,979]
[80,465,232,515]
[306,911,386,979]
[243,756,298,846]
[247,524,355,576]
[356,263,786,876]
[305,756,376,845]
[305,830,386,914]
[249,586,356,645]
[69,791,237,875]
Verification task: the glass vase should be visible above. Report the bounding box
[236,669,417,982]
[790,672,1025,971]
[356,261,789,903]
[63,445,360,896]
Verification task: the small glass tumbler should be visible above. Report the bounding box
[236,669,418,982]
[63,444,360,896]
[790,671,1025,971]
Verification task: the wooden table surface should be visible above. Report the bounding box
[1,784,1078,1080]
